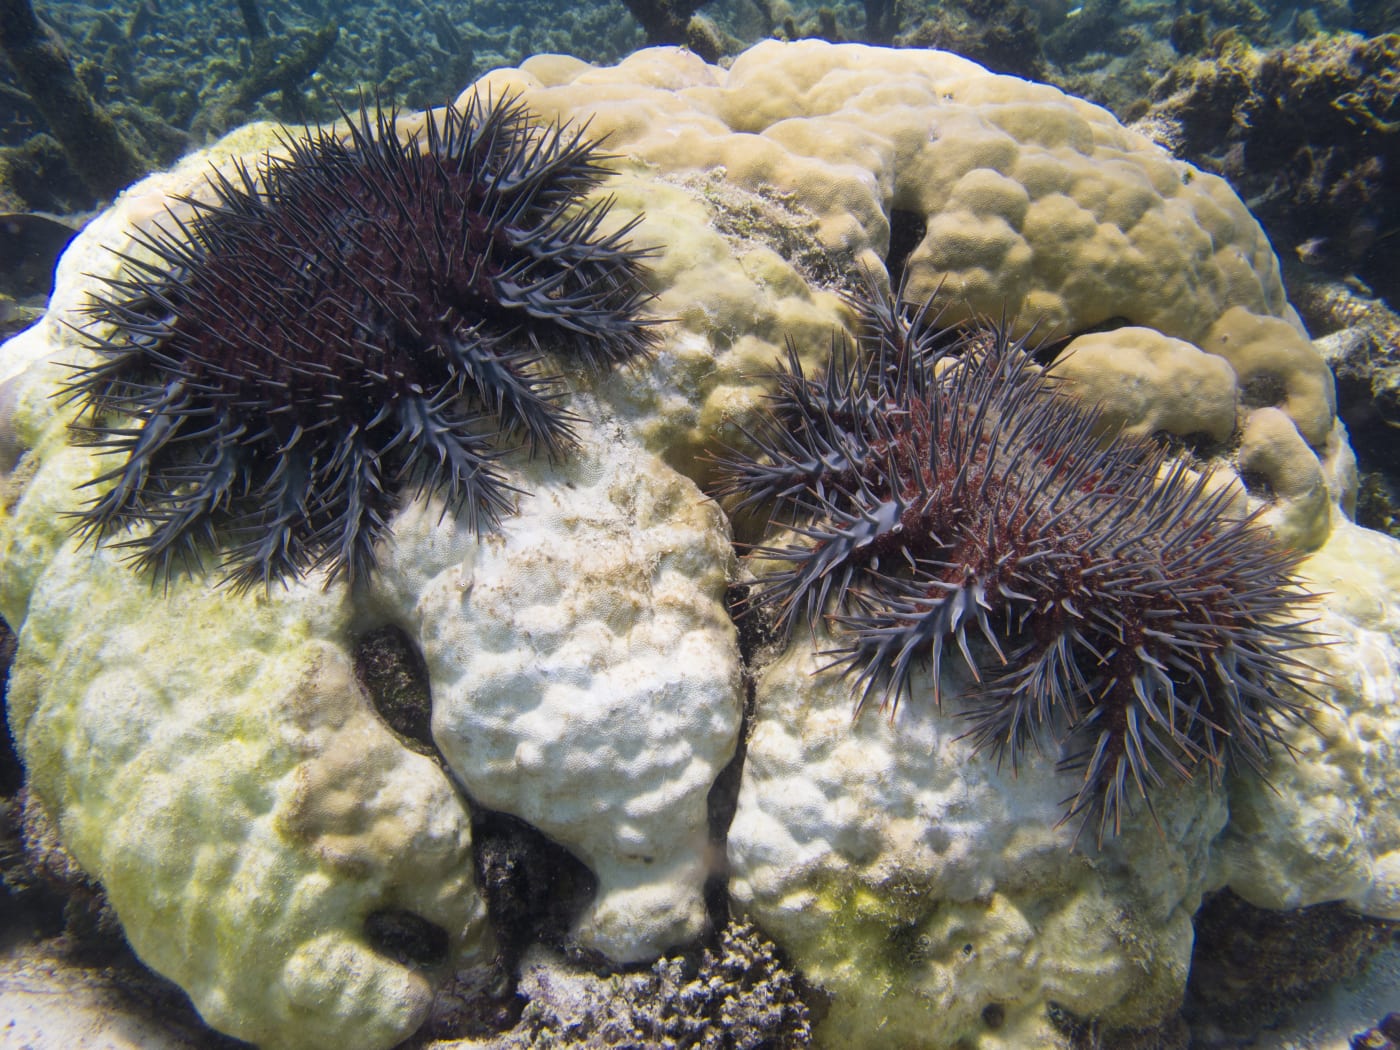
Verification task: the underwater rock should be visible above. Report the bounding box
[452,920,812,1048]
[0,38,1397,1050]
[1140,32,1400,306]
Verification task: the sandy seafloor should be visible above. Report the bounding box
[0,939,1398,1049]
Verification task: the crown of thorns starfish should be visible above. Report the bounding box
[713,276,1322,842]
[64,96,656,590]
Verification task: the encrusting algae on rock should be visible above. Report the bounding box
[0,37,1397,1050]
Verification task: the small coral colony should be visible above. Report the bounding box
[63,98,1320,841]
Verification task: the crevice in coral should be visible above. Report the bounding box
[1027,316,1125,369]
[1022,329,1078,368]
[349,622,607,992]
[0,615,22,796]
[1240,371,1290,411]
[703,735,742,933]
[702,578,787,938]
[1184,888,1400,1038]
[884,208,926,290]
[352,623,436,755]
[683,171,855,292]
[702,583,763,935]
[363,907,451,969]
[1168,429,1228,461]
[3,789,123,957]
[1048,999,1189,1049]
[0,792,68,949]
[471,807,598,972]
[724,580,781,669]
[1236,467,1276,500]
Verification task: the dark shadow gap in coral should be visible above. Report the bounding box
[884,208,926,291]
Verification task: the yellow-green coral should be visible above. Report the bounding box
[463,40,1331,510]
[1056,327,1240,443]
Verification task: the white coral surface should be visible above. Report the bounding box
[728,629,1225,1048]
[374,418,741,962]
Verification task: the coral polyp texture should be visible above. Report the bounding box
[65,96,654,589]
[717,283,1320,840]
